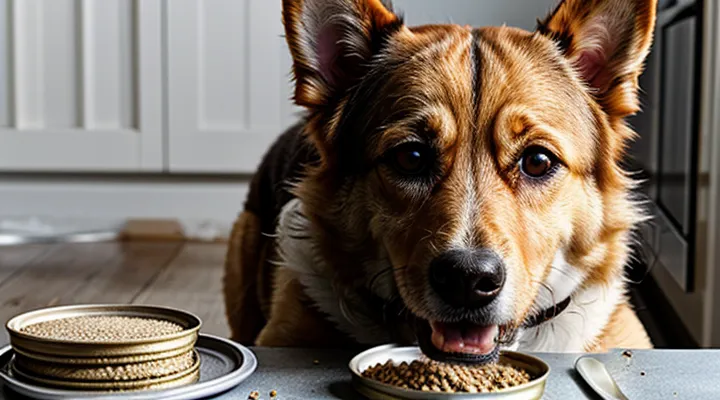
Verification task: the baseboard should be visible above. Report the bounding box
[0,175,249,241]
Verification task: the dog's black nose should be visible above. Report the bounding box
[429,249,506,309]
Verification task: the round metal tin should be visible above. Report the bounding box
[0,334,258,400]
[349,344,550,400]
[13,343,195,366]
[11,350,201,390]
[6,305,201,359]
[15,349,197,382]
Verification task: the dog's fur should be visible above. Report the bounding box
[224,0,656,353]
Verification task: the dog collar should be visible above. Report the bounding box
[522,296,572,328]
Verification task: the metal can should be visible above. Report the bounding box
[5,304,202,391]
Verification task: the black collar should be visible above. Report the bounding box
[522,296,572,328]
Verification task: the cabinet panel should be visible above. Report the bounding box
[167,0,295,173]
[0,0,162,171]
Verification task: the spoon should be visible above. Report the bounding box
[575,356,629,400]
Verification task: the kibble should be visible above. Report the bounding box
[19,316,183,342]
[270,389,278,397]
[362,359,531,393]
[248,391,260,400]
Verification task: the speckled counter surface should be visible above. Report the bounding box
[215,348,718,400]
[3,348,719,399]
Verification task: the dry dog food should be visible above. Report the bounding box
[20,316,183,341]
[362,359,531,393]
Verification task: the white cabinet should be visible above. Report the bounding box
[166,0,299,173]
[0,0,299,174]
[0,0,163,171]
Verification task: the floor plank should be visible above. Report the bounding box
[0,244,58,284]
[0,242,181,344]
[133,243,230,338]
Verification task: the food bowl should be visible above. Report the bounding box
[349,344,550,400]
[5,304,202,391]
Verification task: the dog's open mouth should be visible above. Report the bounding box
[430,321,499,354]
[415,319,510,364]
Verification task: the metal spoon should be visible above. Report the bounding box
[575,356,629,400]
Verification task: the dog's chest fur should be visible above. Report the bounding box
[276,198,625,353]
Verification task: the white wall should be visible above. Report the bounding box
[394,0,557,30]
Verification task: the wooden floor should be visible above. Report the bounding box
[0,242,230,344]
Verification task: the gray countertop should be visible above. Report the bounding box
[3,348,720,399]
[216,348,718,400]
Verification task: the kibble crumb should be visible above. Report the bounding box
[362,359,530,393]
[270,389,277,397]
[248,390,260,400]
[622,350,633,359]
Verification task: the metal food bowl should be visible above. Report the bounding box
[349,344,550,400]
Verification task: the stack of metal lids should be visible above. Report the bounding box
[6,305,202,392]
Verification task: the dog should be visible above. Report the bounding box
[224,0,656,360]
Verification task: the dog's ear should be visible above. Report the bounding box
[283,0,402,108]
[537,0,657,117]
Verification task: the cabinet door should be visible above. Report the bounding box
[167,0,300,173]
[0,0,163,172]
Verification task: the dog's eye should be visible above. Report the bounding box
[389,143,431,175]
[520,147,557,178]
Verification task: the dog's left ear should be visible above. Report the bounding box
[538,0,657,117]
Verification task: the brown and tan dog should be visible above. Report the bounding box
[224,0,656,359]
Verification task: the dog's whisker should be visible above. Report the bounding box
[420,229,435,243]
[533,280,556,306]
[565,310,587,330]
[286,234,313,240]
[549,265,579,283]
[428,240,440,256]
[577,297,599,306]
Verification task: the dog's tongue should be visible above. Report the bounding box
[430,322,498,355]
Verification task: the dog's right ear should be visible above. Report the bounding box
[283,0,403,108]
